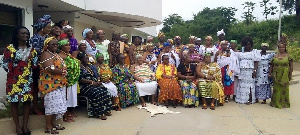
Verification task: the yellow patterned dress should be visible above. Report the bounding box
[198,62,224,103]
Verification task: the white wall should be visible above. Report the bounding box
[0,0,34,98]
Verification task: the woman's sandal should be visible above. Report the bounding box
[45,128,59,134]
[63,114,74,123]
[100,114,107,120]
[55,124,65,130]
[105,111,112,116]
[210,103,215,110]
[261,101,267,104]
[202,104,207,109]
[246,101,251,105]
[141,103,147,107]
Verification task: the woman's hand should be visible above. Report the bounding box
[206,75,215,80]
[62,70,68,77]
[137,78,144,83]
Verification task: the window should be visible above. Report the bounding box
[0,4,22,54]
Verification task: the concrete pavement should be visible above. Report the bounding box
[1,71,300,135]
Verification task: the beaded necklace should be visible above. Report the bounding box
[162,63,175,76]
[81,64,94,76]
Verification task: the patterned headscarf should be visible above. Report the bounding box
[217,29,225,37]
[158,32,165,37]
[63,25,73,33]
[230,40,237,44]
[174,36,181,40]
[163,42,171,47]
[146,43,154,46]
[188,44,195,48]
[261,43,269,47]
[220,40,227,45]
[58,39,69,48]
[204,52,212,57]
[32,15,52,31]
[189,35,197,39]
[43,37,56,52]
[95,52,104,60]
[121,34,129,39]
[205,36,213,40]
[167,39,174,44]
[82,28,92,38]
[196,38,201,41]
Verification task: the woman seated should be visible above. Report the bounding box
[196,53,224,110]
[177,55,199,108]
[131,54,158,107]
[156,55,182,108]
[77,52,112,120]
[94,52,121,111]
[112,54,139,108]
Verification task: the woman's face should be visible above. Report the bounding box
[96,31,105,39]
[261,46,268,52]
[136,56,143,65]
[118,54,125,64]
[47,39,58,52]
[51,26,61,36]
[66,29,73,37]
[159,36,165,42]
[244,42,252,51]
[86,31,93,39]
[205,39,212,45]
[218,34,225,41]
[185,55,191,63]
[82,55,89,65]
[17,28,30,42]
[61,43,71,53]
[43,23,52,35]
[189,38,195,44]
[97,56,104,64]
[134,37,141,45]
[79,43,87,51]
[278,44,286,53]
[189,46,195,52]
[221,43,228,50]
[164,46,171,52]
[204,55,211,63]
[162,56,169,64]
[147,45,154,52]
[230,43,236,49]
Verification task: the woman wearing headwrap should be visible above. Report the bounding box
[129,37,144,64]
[72,40,87,58]
[82,28,98,58]
[39,37,67,134]
[195,38,202,53]
[95,30,110,64]
[30,14,52,115]
[94,52,121,111]
[57,39,80,122]
[215,29,226,50]
[189,35,197,44]
[215,40,236,103]
[229,40,240,101]
[109,31,121,68]
[173,36,184,59]
[199,36,218,62]
[158,42,180,67]
[112,54,139,108]
[196,53,224,110]
[77,52,112,119]
[120,34,131,66]
[153,32,165,57]
[156,55,182,108]
[186,44,202,65]
[143,43,158,72]
[255,43,275,104]
[131,54,158,107]
[49,25,61,40]
[177,55,199,108]
[269,34,293,108]
[0,26,38,135]
[63,25,78,54]
[235,37,261,105]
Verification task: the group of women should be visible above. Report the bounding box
[0,15,293,135]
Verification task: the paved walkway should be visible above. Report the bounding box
[1,71,300,135]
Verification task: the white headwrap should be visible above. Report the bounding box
[196,38,201,41]
[217,29,225,37]
[82,28,92,38]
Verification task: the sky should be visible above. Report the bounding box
[157,0,292,32]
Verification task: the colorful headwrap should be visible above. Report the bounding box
[43,37,56,52]
[158,32,165,37]
[121,34,129,39]
[205,36,213,40]
[63,25,73,33]
[95,52,104,59]
[32,15,52,31]
[163,42,171,47]
[204,52,212,57]
[82,28,92,38]
[220,40,227,45]
[147,36,153,41]
[174,36,181,40]
[196,38,201,41]
[261,43,269,47]
[146,43,154,46]
[167,39,174,44]
[230,40,237,44]
[188,44,195,48]
[58,39,69,48]
[189,35,197,39]
[217,29,225,37]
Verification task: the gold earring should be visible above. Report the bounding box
[42,29,44,31]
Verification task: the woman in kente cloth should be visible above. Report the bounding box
[109,31,121,68]
[82,28,98,59]
[120,34,131,66]
[143,43,158,72]
[156,55,182,108]
[153,32,165,57]
[1,26,38,135]
[269,34,293,108]
[196,53,224,110]
[77,52,112,120]
[199,36,219,63]
[95,52,121,111]
[129,37,144,64]
[112,54,139,108]
[177,55,199,108]
[57,39,80,122]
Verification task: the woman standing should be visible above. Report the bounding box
[235,37,260,105]
[131,54,158,107]
[1,26,38,135]
[120,34,131,66]
[95,53,121,111]
[95,30,110,64]
[196,53,224,110]
[156,55,182,108]
[186,44,202,65]
[82,28,98,58]
[72,41,87,58]
[109,31,121,68]
[143,43,157,72]
[57,39,80,122]
[129,37,144,64]
[269,34,293,108]
[64,26,78,54]
[77,52,112,119]
[177,55,199,108]
[255,43,275,104]
[199,36,218,62]
[30,14,52,115]
[39,37,67,134]
[112,54,139,108]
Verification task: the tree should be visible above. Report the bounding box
[242,1,256,25]
[161,14,184,33]
[279,0,300,18]
[260,0,278,20]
